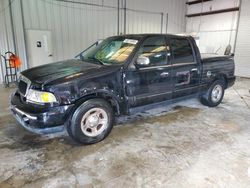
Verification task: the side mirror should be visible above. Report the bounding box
[97,39,103,45]
[135,55,150,68]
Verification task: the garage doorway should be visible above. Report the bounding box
[26,30,53,68]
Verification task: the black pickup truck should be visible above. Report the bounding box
[11,34,235,144]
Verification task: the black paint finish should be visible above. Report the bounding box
[10,34,235,134]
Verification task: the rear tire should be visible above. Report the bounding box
[200,79,225,107]
[68,99,114,145]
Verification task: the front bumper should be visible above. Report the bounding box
[10,92,74,134]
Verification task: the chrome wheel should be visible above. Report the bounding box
[211,84,223,103]
[80,108,108,137]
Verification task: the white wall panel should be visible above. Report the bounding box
[22,0,118,62]
[187,0,239,14]
[234,0,250,77]
[126,0,186,34]
[186,0,239,55]
[0,0,26,84]
[186,12,238,54]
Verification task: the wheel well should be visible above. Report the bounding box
[73,93,120,116]
[219,74,228,88]
[213,74,228,88]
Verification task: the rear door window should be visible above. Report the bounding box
[170,38,194,64]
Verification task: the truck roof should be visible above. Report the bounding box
[112,33,191,39]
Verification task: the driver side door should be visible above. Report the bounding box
[125,36,173,107]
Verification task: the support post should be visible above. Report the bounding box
[233,0,242,53]
[117,0,120,35]
[20,0,28,69]
[9,0,17,54]
[160,12,163,34]
[166,13,168,34]
[123,0,126,34]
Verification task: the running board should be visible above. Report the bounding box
[129,93,200,115]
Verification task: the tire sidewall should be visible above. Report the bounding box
[208,80,225,107]
[70,99,114,144]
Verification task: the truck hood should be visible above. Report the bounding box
[21,59,114,86]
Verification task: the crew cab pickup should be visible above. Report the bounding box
[11,34,235,144]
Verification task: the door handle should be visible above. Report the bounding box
[160,72,169,77]
[191,68,198,72]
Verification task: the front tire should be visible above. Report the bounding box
[68,99,114,144]
[200,79,225,107]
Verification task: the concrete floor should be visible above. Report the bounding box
[0,78,250,188]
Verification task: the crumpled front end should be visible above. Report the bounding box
[10,91,74,134]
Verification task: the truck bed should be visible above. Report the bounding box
[200,53,235,86]
[201,53,233,62]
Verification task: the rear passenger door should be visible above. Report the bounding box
[169,37,201,98]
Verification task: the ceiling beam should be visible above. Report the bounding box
[186,0,212,5]
[186,7,239,17]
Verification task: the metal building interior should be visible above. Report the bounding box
[0,0,250,187]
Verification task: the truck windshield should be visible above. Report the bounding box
[81,37,139,65]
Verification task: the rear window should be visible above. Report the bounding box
[170,38,194,64]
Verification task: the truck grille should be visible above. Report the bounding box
[18,75,31,96]
[18,80,28,95]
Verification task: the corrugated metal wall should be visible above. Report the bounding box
[186,0,239,55]
[0,0,24,83]
[22,0,118,61]
[126,0,186,34]
[0,0,186,83]
[0,0,28,83]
